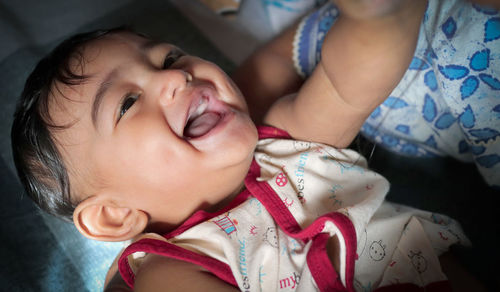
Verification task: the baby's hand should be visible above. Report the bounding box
[332,0,412,20]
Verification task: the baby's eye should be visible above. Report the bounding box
[118,93,139,121]
[162,49,185,69]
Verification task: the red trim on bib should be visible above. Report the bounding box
[257,125,291,139]
[246,158,357,291]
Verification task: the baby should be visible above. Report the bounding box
[11,1,473,291]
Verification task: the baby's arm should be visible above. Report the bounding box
[103,250,238,291]
[264,0,427,147]
[232,22,303,124]
[133,254,238,292]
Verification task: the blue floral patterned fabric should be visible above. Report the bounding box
[293,0,500,187]
[263,0,328,34]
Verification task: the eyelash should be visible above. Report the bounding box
[117,50,186,122]
[118,93,139,121]
[163,49,184,69]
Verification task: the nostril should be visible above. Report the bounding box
[159,86,174,106]
[158,70,191,106]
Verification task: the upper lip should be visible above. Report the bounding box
[179,84,227,139]
[185,93,209,128]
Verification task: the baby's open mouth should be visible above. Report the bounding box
[183,94,224,139]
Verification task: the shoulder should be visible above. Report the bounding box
[134,254,238,292]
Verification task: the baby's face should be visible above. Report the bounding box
[50,32,258,228]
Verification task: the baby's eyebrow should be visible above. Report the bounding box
[91,39,166,127]
[140,39,161,50]
[92,67,119,127]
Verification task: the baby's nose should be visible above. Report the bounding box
[158,70,193,106]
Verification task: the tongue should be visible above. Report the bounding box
[184,112,221,138]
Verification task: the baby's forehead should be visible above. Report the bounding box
[49,33,153,103]
[82,31,177,59]
[67,33,180,82]
[74,32,148,65]
[48,31,182,122]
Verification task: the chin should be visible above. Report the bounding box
[210,135,257,181]
[205,111,257,156]
[226,119,258,161]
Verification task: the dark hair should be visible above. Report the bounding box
[11,27,129,222]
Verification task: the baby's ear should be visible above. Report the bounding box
[73,196,148,242]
